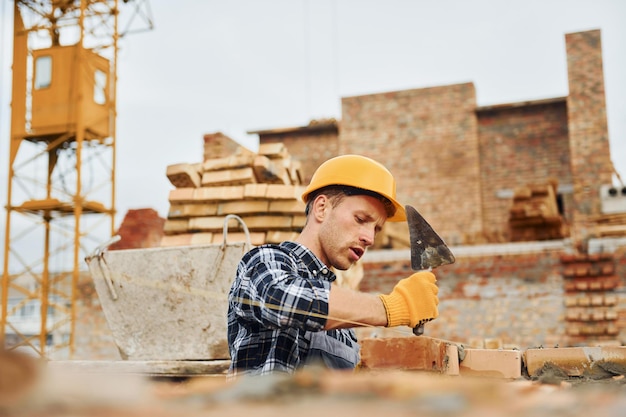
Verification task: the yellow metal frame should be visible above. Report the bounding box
[1,0,121,359]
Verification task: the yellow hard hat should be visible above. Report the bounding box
[301,154,406,222]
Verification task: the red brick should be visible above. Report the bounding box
[359,336,452,373]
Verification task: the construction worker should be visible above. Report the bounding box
[227,154,439,376]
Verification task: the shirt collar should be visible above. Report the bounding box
[279,241,336,282]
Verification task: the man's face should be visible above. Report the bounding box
[318,194,388,271]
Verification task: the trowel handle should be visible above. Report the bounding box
[412,267,432,336]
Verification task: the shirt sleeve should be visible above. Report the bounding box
[229,245,330,331]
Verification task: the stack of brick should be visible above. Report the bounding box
[161,143,306,247]
[508,180,568,241]
[561,253,620,341]
[592,213,626,237]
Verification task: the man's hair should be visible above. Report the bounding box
[304,185,396,218]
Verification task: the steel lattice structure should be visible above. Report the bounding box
[1,0,152,358]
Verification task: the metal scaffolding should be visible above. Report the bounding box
[1,0,152,358]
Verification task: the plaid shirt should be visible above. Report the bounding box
[227,241,360,376]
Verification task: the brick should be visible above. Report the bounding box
[525,347,626,377]
[168,203,218,218]
[160,234,192,247]
[483,338,503,349]
[166,163,202,188]
[268,199,306,214]
[201,167,256,186]
[163,219,189,235]
[202,153,256,171]
[213,231,265,246]
[168,188,195,203]
[244,183,269,199]
[266,184,303,200]
[252,155,290,184]
[240,215,293,230]
[590,295,604,306]
[217,200,269,215]
[562,266,576,277]
[459,348,522,379]
[258,142,289,159]
[445,344,460,376]
[189,233,215,245]
[188,216,223,231]
[193,186,245,201]
[265,231,299,243]
[359,336,453,373]
[525,347,592,376]
[286,159,303,185]
[291,215,306,228]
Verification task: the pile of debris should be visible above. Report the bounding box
[162,143,306,247]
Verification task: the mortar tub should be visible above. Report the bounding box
[85,214,251,361]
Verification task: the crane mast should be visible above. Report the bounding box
[1,0,152,358]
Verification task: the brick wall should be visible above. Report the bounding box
[72,240,625,359]
[253,30,613,248]
[340,83,482,245]
[476,99,573,241]
[566,30,613,243]
[358,241,626,349]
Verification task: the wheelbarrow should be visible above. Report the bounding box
[85,214,251,361]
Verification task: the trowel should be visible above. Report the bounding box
[405,204,456,336]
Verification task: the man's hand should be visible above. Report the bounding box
[378,271,439,328]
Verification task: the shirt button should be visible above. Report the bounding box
[321,268,329,275]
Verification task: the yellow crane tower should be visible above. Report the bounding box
[1,0,153,358]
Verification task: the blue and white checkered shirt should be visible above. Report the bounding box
[227,241,360,376]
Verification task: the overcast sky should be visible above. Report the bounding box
[1,0,625,266]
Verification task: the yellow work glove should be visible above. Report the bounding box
[378,271,439,328]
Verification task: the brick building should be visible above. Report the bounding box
[252,29,614,247]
